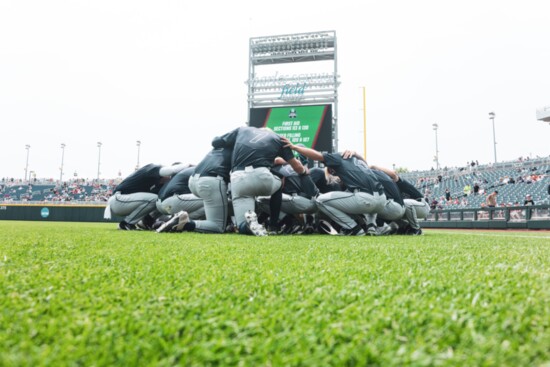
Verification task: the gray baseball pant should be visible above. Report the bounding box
[107,192,158,224]
[189,175,229,233]
[403,198,430,229]
[315,191,386,230]
[156,193,205,219]
[230,167,281,228]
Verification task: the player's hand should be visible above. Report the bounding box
[341,150,356,159]
[281,136,294,149]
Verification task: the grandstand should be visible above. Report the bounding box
[1,156,548,229]
[400,156,550,209]
[0,178,119,203]
[2,157,548,208]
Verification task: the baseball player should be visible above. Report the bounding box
[284,139,386,236]
[257,158,319,234]
[212,126,308,236]
[157,147,233,234]
[369,164,430,235]
[155,166,205,219]
[104,162,189,230]
[309,167,344,194]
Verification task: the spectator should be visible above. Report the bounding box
[473,183,480,195]
[524,194,535,206]
[486,190,498,208]
[445,188,451,201]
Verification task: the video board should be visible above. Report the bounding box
[249,105,332,152]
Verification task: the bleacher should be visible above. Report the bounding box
[400,157,550,210]
[2,157,549,208]
[0,179,118,203]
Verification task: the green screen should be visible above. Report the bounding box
[264,105,328,148]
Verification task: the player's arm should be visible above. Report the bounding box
[281,137,324,162]
[369,164,399,182]
[341,150,366,161]
[159,163,191,177]
[212,127,239,148]
[287,157,308,176]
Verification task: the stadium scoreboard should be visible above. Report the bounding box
[249,104,333,153]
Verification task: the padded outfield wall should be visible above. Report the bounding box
[0,204,118,223]
[1,203,549,230]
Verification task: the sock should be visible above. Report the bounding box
[268,187,283,228]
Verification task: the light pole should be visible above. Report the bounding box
[97,142,102,180]
[24,145,31,181]
[60,143,66,183]
[432,123,439,170]
[136,140,141,170]
[489,112,497,163]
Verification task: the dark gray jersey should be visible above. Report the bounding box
[322,153,384,195]
[114,163,163,194]
[213,126,295,170]
[158,167,195,200]
[372,170,404,206]
[396,177,423,200]
[272,164,319,199]
[309,167,343,193]
[194,148,232,183]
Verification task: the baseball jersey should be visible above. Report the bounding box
[114,163,163,194]
[194,148,233,183]
[322,153,384,195]
[372,170,404,206]
[157,166,196,200]
[309,167,342,193]
[396,177,423,200]
[272,164,319,199]
[212,126,295,170]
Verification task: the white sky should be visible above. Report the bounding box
[1,0,549,180]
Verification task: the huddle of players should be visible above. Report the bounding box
[104,126,430,236]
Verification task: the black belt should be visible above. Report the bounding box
[201,172,220,178]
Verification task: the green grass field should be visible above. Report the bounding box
[1,221,549,366]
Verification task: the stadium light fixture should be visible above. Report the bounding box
[97,142,102,180]
[24,144,30,182]
[60,143,66,183]
[432,123,439,170]
[489,112,497,163]
[136,140,141,170]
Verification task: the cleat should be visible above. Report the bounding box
[287,223,303,235]
[302,223,315,235]
[245,210,267,236]
[156,211,189,233]
[378,222,398,236]
[404,226,423,235]
[266,224,283,236]
[341,225,365,236]
[366,224,378,236]
[118,221,136,230]
[318,220,340,235]
[136,215,155,230]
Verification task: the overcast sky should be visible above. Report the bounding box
[1,0,549,181]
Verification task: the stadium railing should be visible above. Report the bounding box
[423,204,550,230]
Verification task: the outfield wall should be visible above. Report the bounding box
[1,203,549,230]
[0,203,118,223]
[421,204,550,230]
